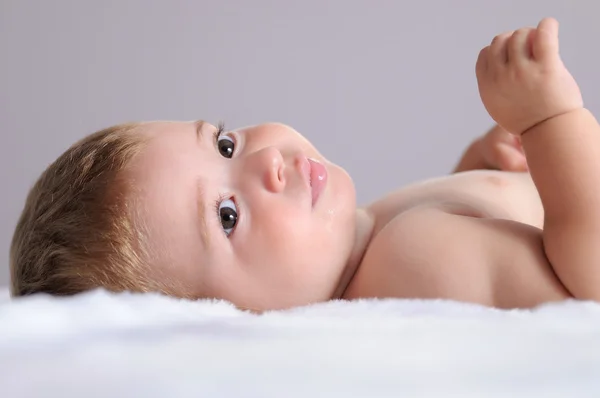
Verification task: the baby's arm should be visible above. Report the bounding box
[523,109,600,299]
[477,18,600,300]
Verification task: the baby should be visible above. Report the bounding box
[10,18,600,311]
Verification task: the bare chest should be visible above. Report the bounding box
[344,171,566,308]
[367,170,543,233]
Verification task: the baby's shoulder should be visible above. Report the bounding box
[365,205,487,266]
[345,205,505,302]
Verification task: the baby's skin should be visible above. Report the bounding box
[346,17,600,308]
[127,18,600,311]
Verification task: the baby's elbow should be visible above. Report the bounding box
[544,228,600,302]
[569,285,600,302]
[551,261,600,303]
[568,269,600,301]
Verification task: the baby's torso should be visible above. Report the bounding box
[343,170,569,308]
[368,170,544,231]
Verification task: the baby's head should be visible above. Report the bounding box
[10,120,358,310]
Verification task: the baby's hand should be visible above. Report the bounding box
[480,125,528,171]
[476,18,583,136]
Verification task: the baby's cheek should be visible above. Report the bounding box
[248,219,308,259]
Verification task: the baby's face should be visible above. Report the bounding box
[126,121,357,310]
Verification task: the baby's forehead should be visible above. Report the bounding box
[123,122,192,174]
[134,120,197,136]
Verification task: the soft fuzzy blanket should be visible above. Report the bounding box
[1,288,600,397]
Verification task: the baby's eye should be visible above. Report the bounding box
[218,198,238,236]
[217,134,235,159]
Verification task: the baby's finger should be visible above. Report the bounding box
[490,31,513,64]
[476,46,489,79]
[533,17,560,61]
[512,134,523,150]
[507,28,535,63]
[537,17,559,39]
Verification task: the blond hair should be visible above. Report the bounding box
[10,123,167,297]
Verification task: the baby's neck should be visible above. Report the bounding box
[332,207,376,299]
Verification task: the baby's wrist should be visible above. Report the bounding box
[521,107,586,137]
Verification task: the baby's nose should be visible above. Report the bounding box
[253,146,285,193]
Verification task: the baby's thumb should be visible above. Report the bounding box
[533,17,560,61]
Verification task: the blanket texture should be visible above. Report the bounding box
[1,288,600,397]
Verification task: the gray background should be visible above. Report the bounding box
[1,0,599,287]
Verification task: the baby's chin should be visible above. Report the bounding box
[328,159,355,192]
[324,160,358,219]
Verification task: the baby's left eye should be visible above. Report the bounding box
[218,198,238,236]
[217,134,235,159]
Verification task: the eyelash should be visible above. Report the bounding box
[213,193,228,219]
[213,121,226,146]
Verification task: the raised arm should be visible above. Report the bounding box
[476,17,600,300]
[523,108,600,300]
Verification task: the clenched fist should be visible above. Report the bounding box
[476,18,583,136]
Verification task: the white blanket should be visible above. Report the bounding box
[1,288,600,397]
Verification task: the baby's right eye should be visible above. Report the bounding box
[217,135,235,158]
[214,124,235,159]
[218,198,238,236]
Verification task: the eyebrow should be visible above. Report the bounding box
[194,119,205,142]
[196,181,211,249]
